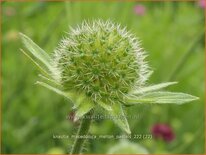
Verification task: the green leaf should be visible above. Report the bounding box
[74,99,94,122]
[37,81,94,119]
[38,74,61,87]
[20,33,52,72]
[21,49,49,76]
[36,81,74,103]
[107,103,131,134]
[125,91,199,105]
[71,93,89,109]
[97,101,112,111]
[131,82,177,94]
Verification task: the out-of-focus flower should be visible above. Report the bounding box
[4,7,16,17]
[5,30,18,42]
[151,123,175,142]
[134,5,146,16]
[198,0,206,9]
[107,140,149,154]
[47,147,64,154]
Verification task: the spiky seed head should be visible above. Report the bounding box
[52,20,150,104]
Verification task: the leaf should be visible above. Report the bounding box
[97,101,112,111]
[74,99,94,122]
[131,82,178,94]
[36,81,74,103]
[107,103,131,134]
[37,81,94,118]
[38,74,61,87]
[125,91,199,105]
[21,49,49,76]
[71,93,89,109]
[20,33,52,72]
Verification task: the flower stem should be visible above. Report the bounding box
[70,110,93,154]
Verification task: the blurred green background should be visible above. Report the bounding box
[1,1,205,154]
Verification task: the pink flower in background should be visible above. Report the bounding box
[151,123,175,142]
[4,7,16,17]
[198,0,206,9]
[134,5,146,16]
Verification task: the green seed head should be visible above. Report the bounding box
[52,20,150,103]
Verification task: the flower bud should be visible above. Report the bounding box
[52,20,150,104]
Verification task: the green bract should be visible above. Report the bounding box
[20,20,198,134]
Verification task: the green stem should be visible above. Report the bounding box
[70,110,93,154]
